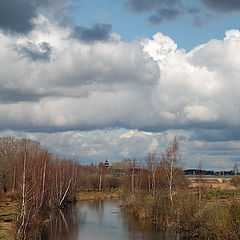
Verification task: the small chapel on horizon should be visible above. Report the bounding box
[104,158,109,168]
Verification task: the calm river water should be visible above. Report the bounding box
[42,200,179,240]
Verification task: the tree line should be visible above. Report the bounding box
[2,136,240,239]
[0,137,125,239]
[0,137,81,239]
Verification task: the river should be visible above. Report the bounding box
[42,200,179,240]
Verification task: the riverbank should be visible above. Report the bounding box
[2,189,239,239]
[0,190,119,239]
[0,194,15,240]
[122,189,240,239]
[76,190,119,201]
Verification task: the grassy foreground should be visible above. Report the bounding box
[0,194,16,240]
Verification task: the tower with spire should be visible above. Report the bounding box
[104,158,109,168]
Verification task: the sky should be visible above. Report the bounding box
[1,0,240,170]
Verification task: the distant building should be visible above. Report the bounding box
[104,159,109,168]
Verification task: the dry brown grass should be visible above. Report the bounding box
[0,193,16,240]
[76,190,119,201]
[188,177,235,191]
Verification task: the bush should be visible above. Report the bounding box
[231,175,240,190]
[88,175,99,190]
[105,176,121,190]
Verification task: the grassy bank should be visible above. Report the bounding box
[204,189,240,200]
[2,188,240,239]
[77,189,119,201]
[123,189,240,239]
[0,194,16,240]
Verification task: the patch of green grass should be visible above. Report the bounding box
[0,203,16,220]
[0,195,16,240]
[204,189,240,200]
[0,221,14,240]
[0,224,9,240]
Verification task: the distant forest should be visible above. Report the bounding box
[184,169,238,176]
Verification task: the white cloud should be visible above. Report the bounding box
[148,138,159,152]
[184,105,218,122]
[1,15,240,168]
[0,15,160,131]
[1,128,239,170]
[141,30,240,132]
[1,16,240,134]
[141,32,178,63]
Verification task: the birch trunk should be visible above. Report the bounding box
[169,155,174,207]
[99,169,103,190]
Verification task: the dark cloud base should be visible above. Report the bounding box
[0,0,36,34]
[0,0,70,34]
[124,0,240,25]
[72,23,112,42]
[16,41,53,61]
[202,0,240,13]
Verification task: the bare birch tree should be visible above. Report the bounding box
[161,137,182,207]
[98,162,105,190]
[146,152,159,197]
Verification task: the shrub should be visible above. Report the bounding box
[105,176,121,190]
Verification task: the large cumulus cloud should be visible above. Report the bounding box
[140,30,240,137]
[0,15,159,131]
[1,15,240,140]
